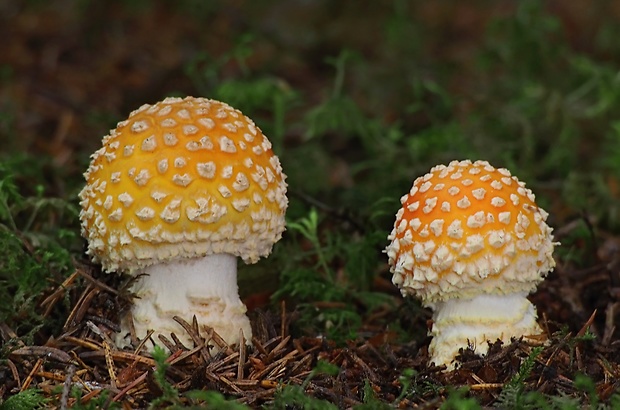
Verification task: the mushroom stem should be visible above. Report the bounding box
[116,253,252,350]
[428,292,543,369]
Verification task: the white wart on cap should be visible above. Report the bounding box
[79,96,288,350]
[386,159,556,369]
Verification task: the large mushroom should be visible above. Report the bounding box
[79,96,288,350]
[386,160,556,370]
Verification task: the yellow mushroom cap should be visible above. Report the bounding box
[79,96,288,273]
[386,160,555,304]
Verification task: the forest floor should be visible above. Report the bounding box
[1,1,620,408]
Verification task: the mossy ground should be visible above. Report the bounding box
[1,1,620,408]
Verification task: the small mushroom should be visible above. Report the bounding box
[79,96,288,351]
[386,160,557,370]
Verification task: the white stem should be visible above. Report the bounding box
[428,292,543,370]
[116,254,252,351]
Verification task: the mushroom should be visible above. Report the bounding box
[385,160,556,370]
[79,96,288,351]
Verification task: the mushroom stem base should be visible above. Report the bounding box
[116,254,252,351]
[428,292,543,370]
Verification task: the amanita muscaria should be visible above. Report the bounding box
[79,96,288,350]
[386,160,557,370]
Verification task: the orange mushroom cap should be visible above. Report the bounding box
[386,160,556,304]
[79,96,288,273]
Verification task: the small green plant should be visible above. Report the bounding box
[184,35,297,154]
[495,346,543,407]
[67,389,120,410]
[287,208,329,274]
[0,389,47,410]
[0,168,22,231]
[0,160,78,342]
[568,330,596,368]
[392,367,444,405]
[495,372,620,410]
[271,360,340,410]
[148,346,182,409]
[184,34,255,97]
[274,208,392,342]
[215,76,296,153]
[355,379,392,410]
[180,391,249,410]
[393,368,417,403]
[0,230,50,344]
[574,373,599,410]
[441,387,481,410]
[304,50,372,141]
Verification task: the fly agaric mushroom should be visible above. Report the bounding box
[386,160,556,370]
[79,96,288,350]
